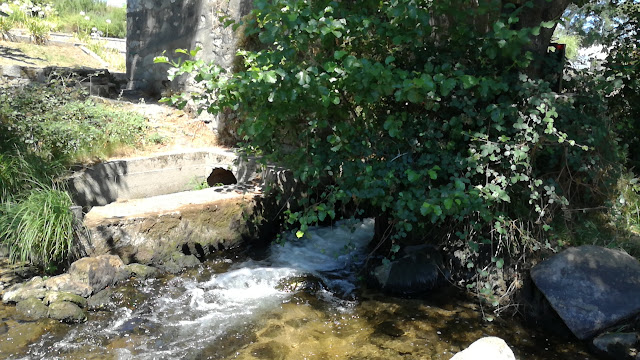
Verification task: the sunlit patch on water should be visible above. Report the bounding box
[2,218,597,359]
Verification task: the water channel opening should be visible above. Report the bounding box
[206,168,237,187]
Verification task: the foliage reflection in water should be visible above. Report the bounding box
[2,219,597,359]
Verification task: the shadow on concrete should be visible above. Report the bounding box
[67,161,129,210]
[0,44,42,65]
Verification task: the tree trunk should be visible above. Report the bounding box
[506,0,574,79]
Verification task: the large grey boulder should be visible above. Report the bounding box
[531,245,640,340]
[450,337,516,360]
[371,245,446,295]
[68,255,129,294]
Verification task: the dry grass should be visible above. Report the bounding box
[0,40,104,68]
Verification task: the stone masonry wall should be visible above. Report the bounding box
[126,0,252,96]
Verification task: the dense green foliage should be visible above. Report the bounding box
[0,77,147,165]
[0,76,147,269]
[159,0,639,306]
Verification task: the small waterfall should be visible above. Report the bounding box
[21,219,374,360]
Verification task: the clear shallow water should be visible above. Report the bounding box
[0,219,599,360]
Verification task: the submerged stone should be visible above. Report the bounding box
[374,320,405,337]
[250,341,290,360]
[531,245,640,340]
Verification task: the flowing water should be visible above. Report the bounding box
[0,219,598,360]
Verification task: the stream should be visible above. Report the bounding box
[1,219,598,359]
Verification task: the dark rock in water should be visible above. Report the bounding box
[115,316,154,336]
[157,252,201,274]
[518,275,574,338]
[15,298,49,320]
[125,263,159,280]
[48,301,87,323]
[450,337,516,360]
[592,332,639,360]
[374,320,405,337]
[0,321,7,335]
[531,245,640,340]
[259,324,283,338]
[371,245,447,295]
[276,275,324,293]
[87,288,115,311]
[68,255,129,294]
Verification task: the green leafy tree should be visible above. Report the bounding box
[158,0,630,305]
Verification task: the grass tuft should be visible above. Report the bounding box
[0,186,77,268]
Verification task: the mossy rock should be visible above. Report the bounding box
[87,288,115,311]
[48,301,87,323]
[125,263,159,280]
[43,291,88,308]
[16,297,49,320]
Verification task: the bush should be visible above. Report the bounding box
[158,0,639,311]
[0,77,148,269]
[25,17,50,44]
[0,77,147,163]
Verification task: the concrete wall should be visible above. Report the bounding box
[67,149,260,208]
[126,0,252,96]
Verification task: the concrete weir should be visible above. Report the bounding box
[72,149,272,266]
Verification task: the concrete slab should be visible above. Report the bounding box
[84,185,259,225]
[82,186,263,265]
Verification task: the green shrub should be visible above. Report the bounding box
[0,152,65,201]
[25,17,50,44]
[0,187,77,268]
[158,0,637,311]
[0,16,14,40]
[0,79,148,164]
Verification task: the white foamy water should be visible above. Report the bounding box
[20,219,374,360]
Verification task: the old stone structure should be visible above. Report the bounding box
[126,0,252,96]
